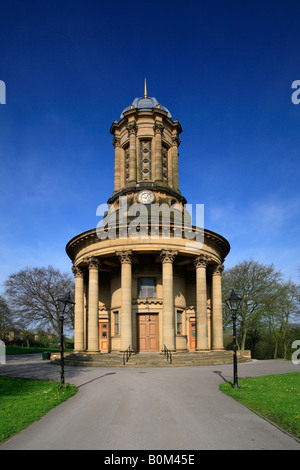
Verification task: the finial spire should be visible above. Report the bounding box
[144,78,147,99]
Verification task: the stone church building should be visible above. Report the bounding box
[66,86,230,356]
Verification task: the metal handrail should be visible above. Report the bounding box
[163,344,172,364]
[123,345,132,365]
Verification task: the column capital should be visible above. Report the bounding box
[86,256,101,270]
[72,265,85,278]
[171,135,181,147]
[127,122,138,135]
[112,136,121,147]
[153,121,164,134]
[116,249,134,264]
[212,263,224,275]
[194,254,210,269]
[160,249,178,264]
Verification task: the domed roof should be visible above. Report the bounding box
[120,82,172,119]
[120,96,172,119]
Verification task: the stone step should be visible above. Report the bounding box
[52,351,251,368]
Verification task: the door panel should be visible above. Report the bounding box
[189,320,196,351]
[99,322,109,352]
[137,314,159,352]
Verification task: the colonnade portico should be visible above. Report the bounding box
[72,249,225,354]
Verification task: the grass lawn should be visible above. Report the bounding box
[220,372,300,439]
[0,376,77,443]
[6,346,73,355]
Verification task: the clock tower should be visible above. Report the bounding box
[66,84,237,362]
[108,81,186,215]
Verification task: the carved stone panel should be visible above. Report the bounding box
[162,146,168,183]
[125,147,130,183]
[140,140,152,181]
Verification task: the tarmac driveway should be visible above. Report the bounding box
[0,355,299,450]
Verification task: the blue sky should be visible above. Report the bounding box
[0,0,299,292]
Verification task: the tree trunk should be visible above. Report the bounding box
[241,330,247,351]
[283,341,287,360]
[274,340,278,359]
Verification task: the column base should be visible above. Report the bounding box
[211,347,225,351]
[195,348,210,353]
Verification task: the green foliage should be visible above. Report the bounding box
[222,260,300,357]
[220,373,300,438]
[0,376,77,443]
[6,346,73,355]
[245,324,300,360]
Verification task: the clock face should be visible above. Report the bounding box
[137,190,155,204]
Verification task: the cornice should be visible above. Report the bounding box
[110,109,182,135]
[66,225,230,263]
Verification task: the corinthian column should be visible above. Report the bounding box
[160,249,178,351]
[212,264,224,350]
[171,135,180,191]
[194,254,210,351]
[113,136,121,192]
[116,250,133,351]
[154,121,163,182]
[127,122,137,183]
[87,257,100,353]
[72,265,85,352]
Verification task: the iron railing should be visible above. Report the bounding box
[163,344,172,364]
[123,345,133,365]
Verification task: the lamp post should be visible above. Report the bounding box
[225,289,242,389]
[57,292,75,388]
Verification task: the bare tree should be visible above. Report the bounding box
[4,266,74,336]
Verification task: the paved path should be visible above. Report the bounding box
[0,355,299,450]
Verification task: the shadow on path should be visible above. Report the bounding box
[77,372,116,388]
[213,370,228,382]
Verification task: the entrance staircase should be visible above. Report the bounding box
[51,350,251,368]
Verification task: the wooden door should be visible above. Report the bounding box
[137,314,159,352]
[189,320,196,351]
[99,322,109,353]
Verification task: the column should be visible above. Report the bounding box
[171,135,180,191]
[120,146,125,187]
[113,136,121,192]
[167,147,173,188]
[194,254,210,351]
[212,264,224,350]
[160,249,178,351]
[72,265,85,352]
[154,121,163,182]
[127,122,137,183]
[87,257,100,353]
[116,250,133,351]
